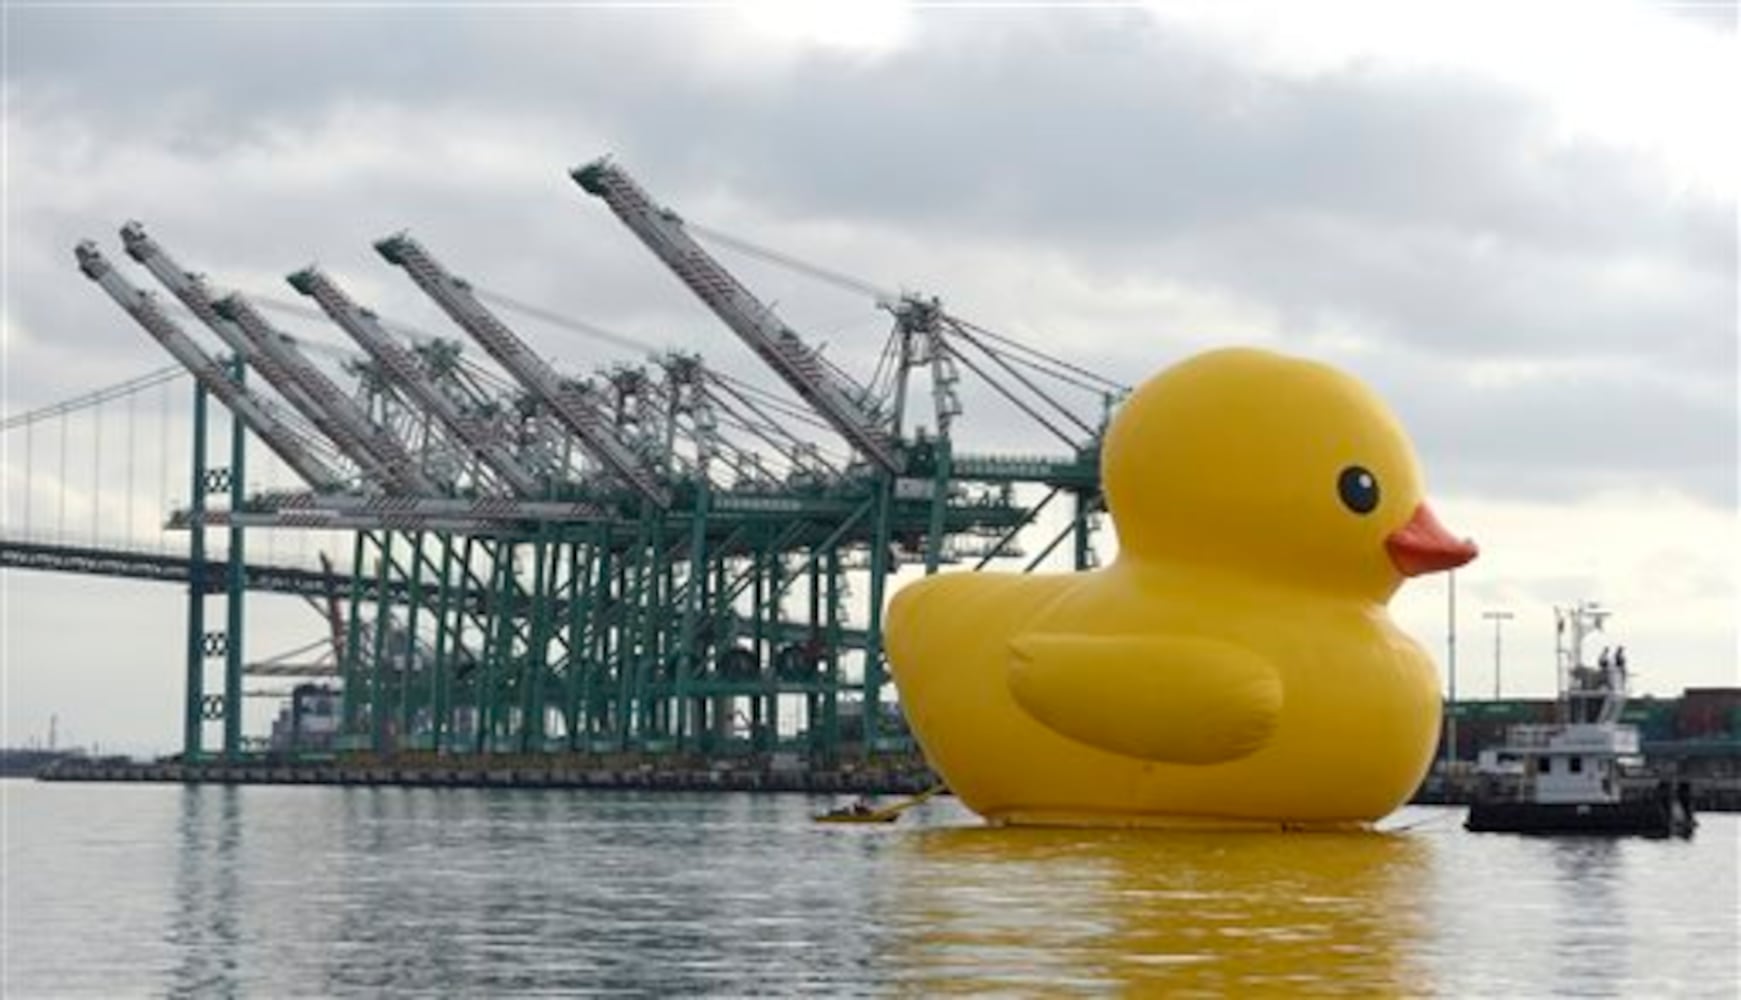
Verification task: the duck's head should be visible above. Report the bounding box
[1103,347,1476,600]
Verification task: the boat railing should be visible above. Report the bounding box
[1501,724,1560,748]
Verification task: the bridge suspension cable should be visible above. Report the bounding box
[91,398,102,540]
[0,364,185,431]
[3,359,235,554]
[20,417,31,532]
[159,379,170,552]
[58,413,67,539]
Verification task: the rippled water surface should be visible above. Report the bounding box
[4,782,1736,996]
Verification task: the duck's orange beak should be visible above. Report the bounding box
[1386,502,1478,576]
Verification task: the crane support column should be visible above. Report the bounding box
[924,439,953,574]
[861,476,896,752]
[428,534,459,752]
[676,485,710,750]
[182,382,209,761]
[222,358,248,760]
[401,531,427,752]
[338,532,369,746]
[1073,490,1096,571]
[522,530,557,752]
[368,535,393,754]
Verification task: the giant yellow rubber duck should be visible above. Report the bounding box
[886,347,1477,829]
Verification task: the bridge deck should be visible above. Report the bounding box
[0,539,401,602]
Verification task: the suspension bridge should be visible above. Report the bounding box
[4,158,1124,771]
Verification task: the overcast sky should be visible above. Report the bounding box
[2,1,1735,754]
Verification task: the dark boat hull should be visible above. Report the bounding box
[1466,798,1695,838]
[813,812,900,824]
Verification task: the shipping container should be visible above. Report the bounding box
[1676,687,1741,741]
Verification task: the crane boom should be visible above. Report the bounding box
[374,234,673,508]
[286,267,548,499]
[118,222,409,492]
[571,159,900,473]
[74,241,347,492]
[212,292,442,496]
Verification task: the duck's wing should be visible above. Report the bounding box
[1007,634,1282,764]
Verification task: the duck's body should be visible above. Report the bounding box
[888,565,1440,827]
[885,348,1476,828]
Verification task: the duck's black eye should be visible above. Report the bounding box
[1338,466,1380,514]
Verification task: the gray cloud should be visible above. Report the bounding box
[1366,354,1735,504]
[6,5,1737,752]
[4,6,1734,508]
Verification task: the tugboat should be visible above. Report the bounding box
[1467,602,1695,838]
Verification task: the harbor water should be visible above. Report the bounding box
[3,781,1736,996]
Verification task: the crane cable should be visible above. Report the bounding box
[946,315,1129,394]
[947,325,1099,439]
[685,220,1127,395]
[687,221,897,304]
[475,287,663,359]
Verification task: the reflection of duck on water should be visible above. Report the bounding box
[879,827,1431,995]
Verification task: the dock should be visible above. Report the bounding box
[34,753,942,796]
[33,752,1740,812]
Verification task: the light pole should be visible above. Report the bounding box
[1484,610,1514,700]
[1444,570,1458,769]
